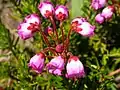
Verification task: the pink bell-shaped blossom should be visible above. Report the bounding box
[46,56,65,75]
[28,53,45,73]
[55,5,69,21]
[71,17,87,25]
[71,17,87,30]
[66,56,85,79]
[24,14,41,25]
[101,6,114,19]
[91,0,107,10]
[17,21,40,40]
[38,1,54,18]
[95,13,105,24]
[17,23,33,40]
[75,22,95,37]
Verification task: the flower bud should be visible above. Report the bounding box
[44,26,53,36]
[55,44,64,53]
[66,56,85,79]
[24,14,41,25]
[28,53,45,73]
[91,0,107,10]
[46,56,64,75]
[55,5,69,21]
[17,23,33,40]
[95,13,105,24]
[75,22,95,37]
[101,6,114,19]
[38,1,54,18]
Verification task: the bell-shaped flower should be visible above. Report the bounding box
[17,21,40,40]
[66,56,85,79]
[46,56,65,75]
[17,23,33,40]
[101,6,114,19]
[24,14,41,25]
[95,13,105,24]
[71,17,87,30]
[38,1,54,18]
[28,53,45,73]
[91,0,107,10]
[75,22,95,37]
[55,5,69,21]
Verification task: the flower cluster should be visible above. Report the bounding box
[95,6,114,24]
[91,0,114,24]
[17,1,100,79]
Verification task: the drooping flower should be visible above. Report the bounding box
[17,21,40,40]
[46,56,64,75]
[71,17,87,25]
[95,13,105,24]
[28,53,45,73]
[17,14,41,40]
[75,22,95,37]
[44,26,53,36]
[101,6,114,19]
[24,14,41,25]
[66,56,85,79]
[71,17,87,30]
[17,23,33,40]
[55,5,69,21]
[91,0,107,10]
[38,1,54,18]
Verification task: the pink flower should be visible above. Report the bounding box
[95,13,105,24]
[38,1,54,18]
[101,6,114,19]
[17,20,40,40]
[46,56,65,75]
[71,17,87,25]
[66,56,85,79]
[71,17,87,30]
[28,53,45,73]
[75,22,95,37]
[91,0,107,10]
[24,14,41,25]
[17,14,40,40]
[44,26,53,36]
[17,23,33,40]
[55,5,69,21]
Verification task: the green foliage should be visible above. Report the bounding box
[0,22,10,49]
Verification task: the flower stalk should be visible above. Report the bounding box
[49,16,59,44]
[60,21,65,48]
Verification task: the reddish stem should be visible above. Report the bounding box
[61,28,72,62]
[49,16,59,44]
[39,27,51,47]
[108,68,120,76]
[66,28,72,50]
[111,0,117,4]
[41,47,58,56]
[60,21,65,48]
